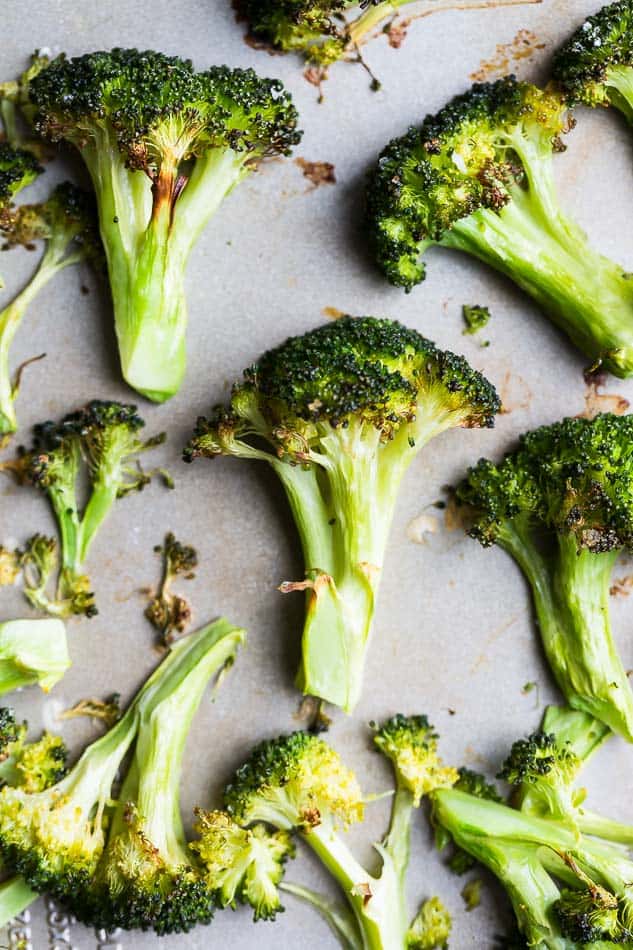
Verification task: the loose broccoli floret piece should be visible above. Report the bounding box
[76,618,245,934]
[0,618,244,925]
[0,182,102,442]
[4,50,301,402]
[0,618,70,695]
[553,2,633,125]
[367,77,633,377]
[456,413,633,740]
[0,142,41,230]
[226,716,457,948]
[407,895,452,949]
[462,304,491,340]
[59,694,121,728]
[185,315,499,711]
[145,532,198,645]
[13,400,167,618]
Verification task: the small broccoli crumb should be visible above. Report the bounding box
[462,304,491,337]
[59,695,121,729]
[461,878,483,911]
[145,532,198,646]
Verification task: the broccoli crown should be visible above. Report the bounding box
[407,895,452,949]
[0,142,42,208]
[454,767,503,803]
[498,732,578,787]
[234,0,347,63]
[553,1,633,105]
[373,714,458,806]
[224,731,364,831]
[184,316,499,463]
[555,885,628,943]
[28,49,301,168]
[192,809,293,921]
[456,413,633,551]
[366,77,569,290]
[0,710,67,794]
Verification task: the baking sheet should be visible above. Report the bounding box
[2,0,633,946]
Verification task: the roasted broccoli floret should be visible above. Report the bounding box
[13,400,167,618]
[0,142,41,230]
[145,532,198,645]
[0,619,244,927]
[407,895,452,949]
[2,49,301,402]
[553,2,633,125]
[456,413,633,740]
[225,715,457,948]
[367,76,633,377]
[185,316,499,711]
[0,618,70,695]
[0,182,102,441]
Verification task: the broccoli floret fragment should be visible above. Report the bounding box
[11,400,167,618]
[553,1,633,124]
[0,618,70,695]
[455,767,503,803]
[0,142,41,227]
[555,884,627,943]
[185,315,499,711]
[145,532,198,645]
[373,714,458,805]
[367,76,633,377]
[3,49,301,401]
[462,304,491,341]
[457,413,633,740]
[407,895,452,949]
[0,182,102,441]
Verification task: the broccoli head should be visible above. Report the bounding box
[185,315,499,711]
[13,400,167,618]
[367,76,633,377]
[456,413,633,740]
[4,49,301,401]
[553,1,633,124]
[0,181,102,441]
[374,714,458,806]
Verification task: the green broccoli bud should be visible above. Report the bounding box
[185,315,499,711]
[457,413,633,740]
[407,895,452,949]
[555,884,628,943]
[367,76,633,377]
[455,767,502,803]
[0,142,41,226]
[8,49,301,401]
[374,714,458,805]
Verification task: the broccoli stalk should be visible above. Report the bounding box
[367,77,633,377]
[7,49,301,402]
[553,2,633,125]
[457,413,633,741]
[224,715,457,949]
[0,182,102,441]
[0,619,244,918]
[0,618,70,695]
[185,316,499,711]
[13,400,167,618]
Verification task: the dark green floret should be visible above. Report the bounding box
[553,1,633,123]
[366,75,633,377]
[13,400,167,618]
[2,48,301,402]
[185,315,499,711]
[0,142,41,221]
[456,413,633,740]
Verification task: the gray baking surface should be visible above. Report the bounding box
[2,0,633,946]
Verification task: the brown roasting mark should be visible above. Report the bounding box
[385,18,411,48]
[579,378,630,420]
[322,306,347,320]
[295,158,337,189]
[470,29,546,82]
[610,575,633,597]
[499,371,532,415]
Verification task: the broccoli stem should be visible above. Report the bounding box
[0,874,38,926]
[498,524,633,740]
[305,821,407,950]
[280,881,362,950]
[577,809,633,846]
[382,786,413,886]
[605,65,633,126]
[443,183,633,376]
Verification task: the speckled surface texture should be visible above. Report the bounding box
[1,0,633,946]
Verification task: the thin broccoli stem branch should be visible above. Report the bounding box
[577,810,633,846]
[280,881,362,949]
[382,786,413,887]
[0,874,38,927]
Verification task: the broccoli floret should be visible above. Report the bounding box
[456,413,633,740]
[556,885,625,943]
[192,810,293,921]
[0,142,41,228]
[145,532,198,645]
[0,618,70,695]
[455,767,502,803]
[0,618,244,930]
[3,49,301,402]
[367,76,633,377]
[13,400,167,618]
[0,52,51,155]
[226,717,456,948]
[462,304,491,339]
[499,731,580,823]
[553,2,633,125]
[0,182,102,442]
[185,316,499,711]
[407,895,452,949]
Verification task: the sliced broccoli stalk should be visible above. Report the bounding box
[11,50,301,402]
[0,182,102,440]
[76,618,245,934]
[553,2,633,124]
[15,400,167,618]
[367,77,633,377]
[185,316,499,711]
[0,619,70,695]
[457,413,633,740]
